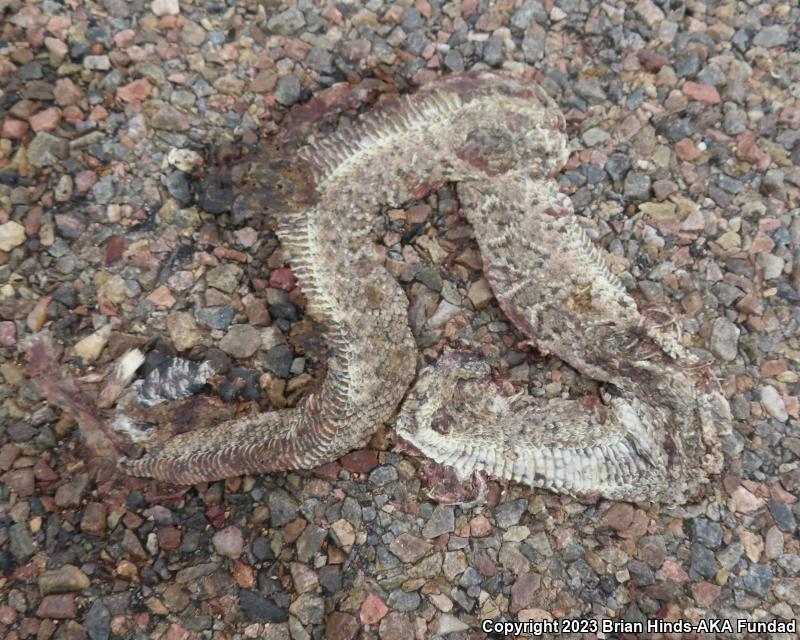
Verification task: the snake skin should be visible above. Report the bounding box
[120,71,731,503]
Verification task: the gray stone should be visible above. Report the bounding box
[195,306,235,331]
[239,589,288,622]
[623,171,651,201]
[422,505,454,539]
[400,8,423,30]
[692,518,723,548]
[92,176,115,204]
[769,501,797,533]
[742,564,772,598]
[674,53,700,78]
[266,8,305,35]
[494,499,528,529]
[483,36,504,66]
[219,325,261,359]
[212,526,244,558]
[511,3,545,29]
[9,523,35,562]
[268,489,299,528]
[274,75,301,106]
[722,102,747,136]
[752,25,789,48]
[521,24,545,61]
[151,105,190,131]
[289,593,324,625]
[264,344,293,378]
[166,171,192,205]
[27,133,69,167]
[85,601,111,640]
[296,525,326,563]
[582,127,610,146]
[444,49,464,72]
[575,79,606,103]
[387,589,421,612]
[369,464,398,486]
[306,47,334,74]
[690,543,718,579]
[710,317,739,361]
[206,264,242,293]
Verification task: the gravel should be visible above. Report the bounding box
[1,0,798,637]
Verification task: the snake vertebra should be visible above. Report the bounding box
[120,71,730,503]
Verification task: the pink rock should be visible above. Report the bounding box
[469,514,492,537]
[53,78,83,106]
[30,107,61,133]
[736,130,771,170]
[601,502,634,532]
[36,594,76,619]
[360,593,389,625]
[0,605,17,625]
[46,15,71,39]
[2,118,29,139]
[74,170,97,192]
[114,28,137,48]
[116,78,152,102]
[44,36,68,61]
[675,138,700,161]
[89,105,109,121]
[164,623,190,640]
[510,573,541,613]
[692,581,721,607]
[62,105,83,124]
[659,559,689,582]
[682,81,721,105]
[730,485,765,513]
[269,267,297,291]
[340,450,379,473]
[0,321,16,347]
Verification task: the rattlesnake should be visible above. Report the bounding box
[112,71,730,503]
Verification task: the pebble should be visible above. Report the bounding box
[166,311,201,351]
[369,465,398,486]
[38,565,90,595]
[760,385,788,422]
[0,221,26,251]
[709,317,740,361]
[27,132,69,167]
[360,593,389,625]
[212,526,244,559]
[768,501,797,533]
[389,533,432,563]
[623,171,651,200]
[422,505,454,539]
[84,601,111,640]
[266,8,305,35]
[386,590,420,612]
[268,489,299,527]
[274,75,302,106]
[36,594,77,619]
[289,593,324,625]
[73,325,112,362]
[9,523,36,562]
[239,590,288,623]
[752,25,788,48]
[219,324,262,359]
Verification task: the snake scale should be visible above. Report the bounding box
[118,71,731,503]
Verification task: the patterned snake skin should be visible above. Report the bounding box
[120,71,731,503]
